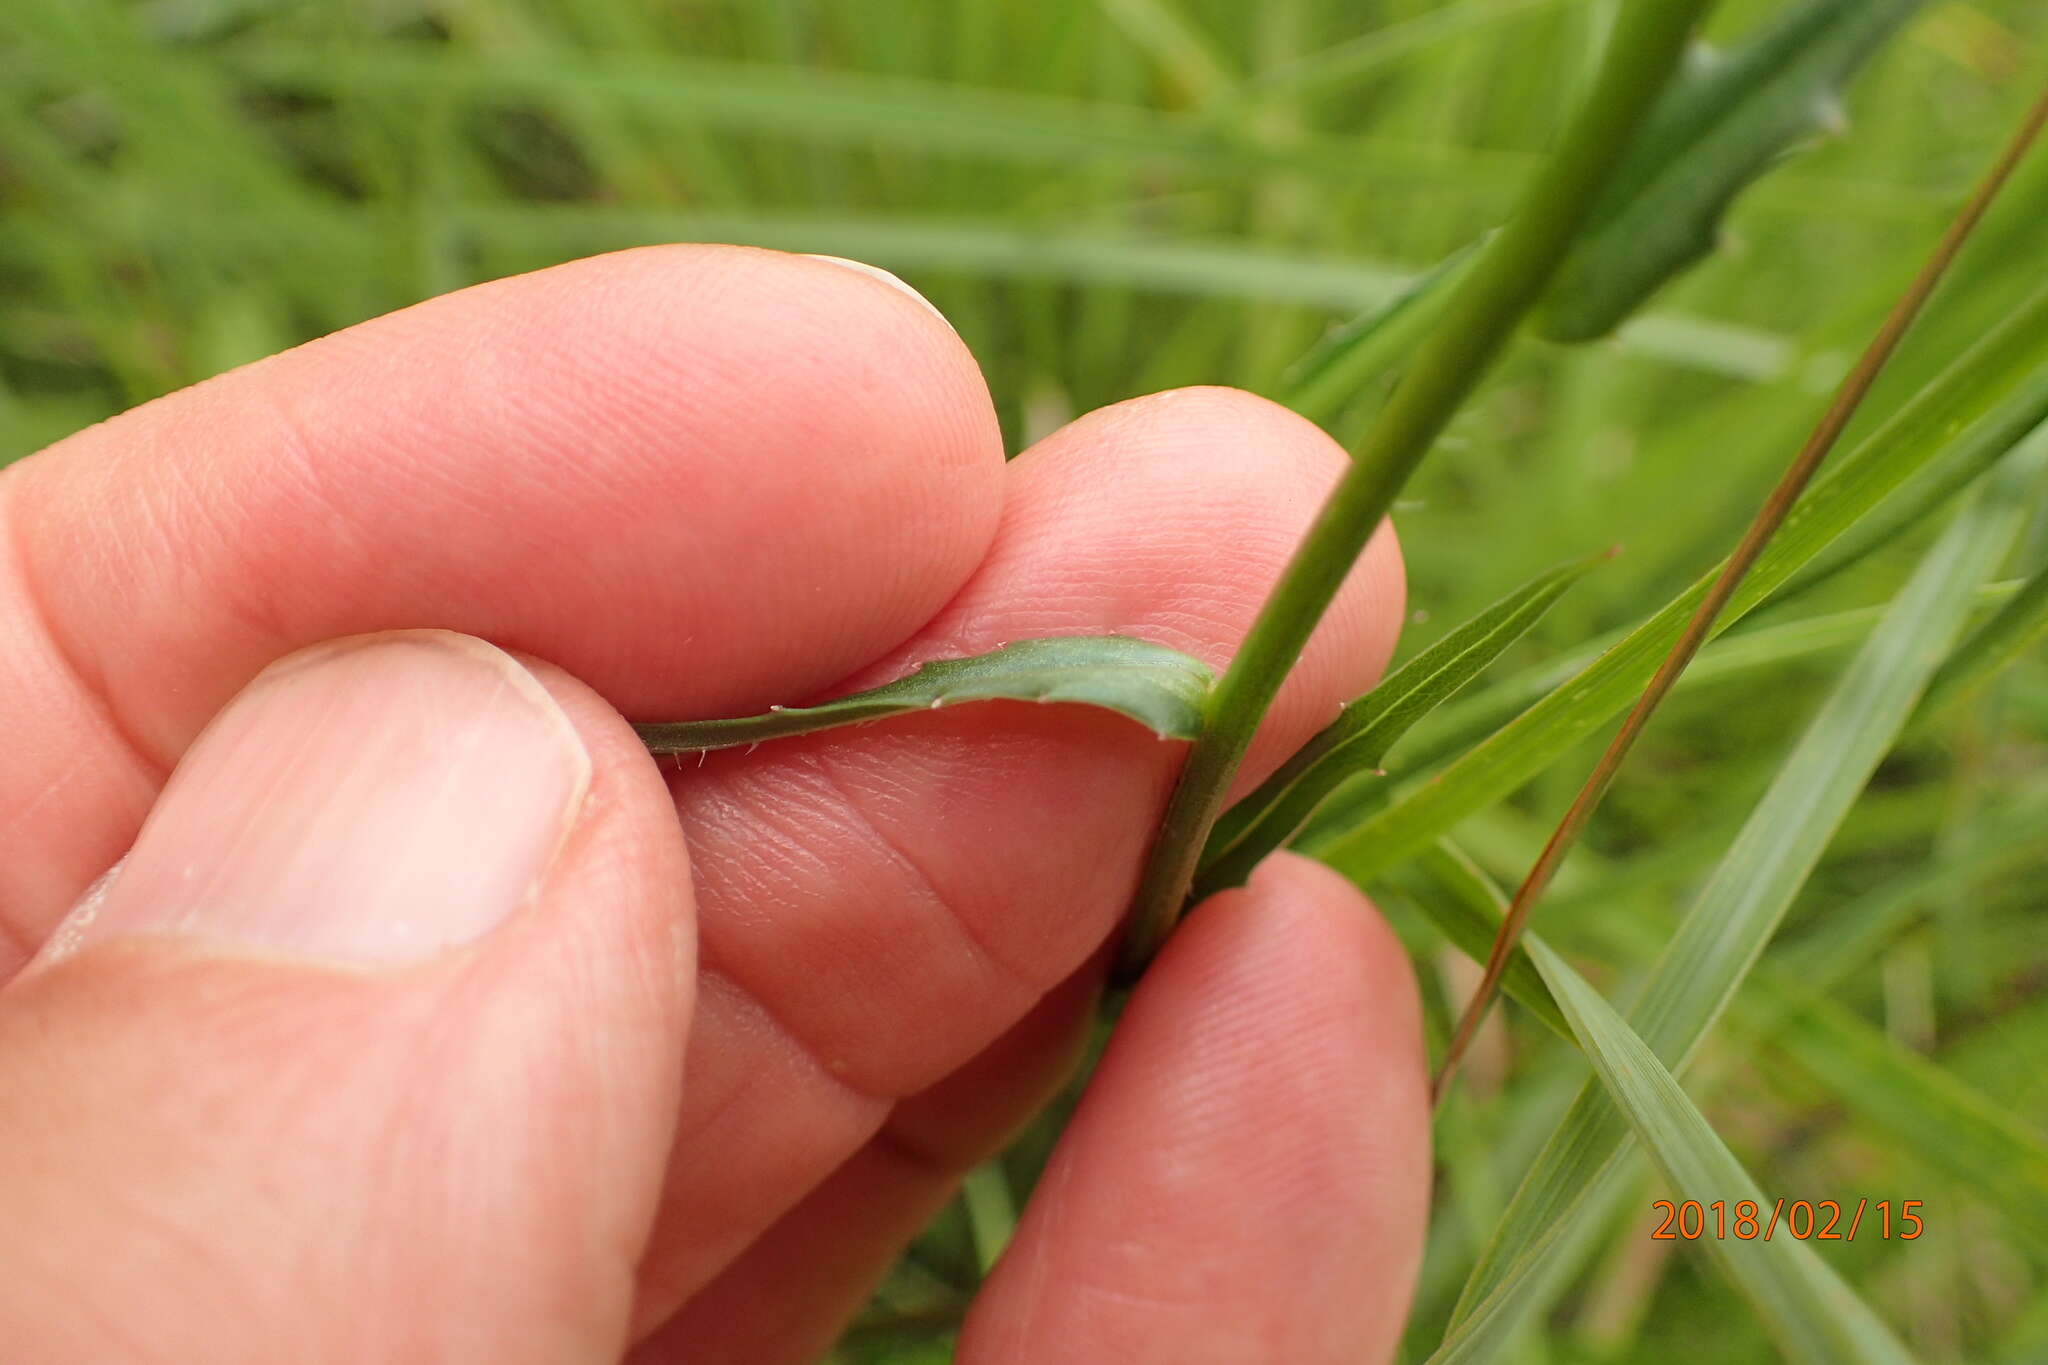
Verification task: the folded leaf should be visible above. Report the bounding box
[1539,0,1925,342]
[636,636,1212,753]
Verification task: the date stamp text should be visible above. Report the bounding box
[1650,1199,1924,1242]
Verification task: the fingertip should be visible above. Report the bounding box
[963,850,1431,1364]
[1241,850,1415,999]
[506,649,697,1011]
[1174,850,1428,1136]
[1230,851,1430,1123]
[1244,844,1371,902]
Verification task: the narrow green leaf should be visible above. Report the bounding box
[635,637,1212,753]
[1764,784,2048,990]
[1093,0,1238,103]
[1429,439,2045,1363]
[1416,794,2048,1257]
[224,43,1522,189]
[1315,286,2048,886]
[1540,797,2048,1255]
[959,1161,1019,1275]
[1530,941,1916,1365]
[1747,992,2048,1253]
[1247,0,1575,103]
[1917,546,2048,717]
[1776,413,2048,609]
[1281,242,1480,426]
[1407,842,1572,1043]
[1540,0,1925,341]
[1199,552,1603,896]
[1309,580,2020,848]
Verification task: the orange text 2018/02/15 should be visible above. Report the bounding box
[1649,1199,1925,1242]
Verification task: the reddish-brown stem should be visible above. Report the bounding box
[1434,81,2048,1107]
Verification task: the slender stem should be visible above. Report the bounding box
[1115,1,1716,980]
[1432,80,2048,1105]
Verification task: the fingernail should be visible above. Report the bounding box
[44,631,590,968]
[803,254,952,327]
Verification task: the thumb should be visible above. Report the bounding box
[0,632,692,1364]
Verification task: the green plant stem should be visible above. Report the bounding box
[1114,0,1715,979]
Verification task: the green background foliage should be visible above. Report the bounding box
[5,2,2046,1361]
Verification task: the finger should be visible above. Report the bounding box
[627,955,1108,1365]
[958,852,1431,1365]
[0,632,691,1364]
[0,247,1000,964]
[632,387,1404,1325]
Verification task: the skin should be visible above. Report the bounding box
[0,246,1429,1362]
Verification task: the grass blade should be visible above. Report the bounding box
[1764,783,2048,992]
[959,1161,1019,1274]
[1748,993,2048,1253]
[1248,0,1573,103]
[223,43,1518,188]
[635,637,1211,753]
[1407,841,1570,1042]
[1198,552,1603,897]
[1312,287,2048,886]
[1280,242,1481,427]
[1429,437,2047,1362]
[1916,549,2048,717]
[1488,789,2048,1255]
[1774,412,2048,610]
[1530,940,1917,1364]
[1413,807,2048,1258]
[1093,0,1237,102]
[1540,0,1926,341]
[1322,579,2020,831]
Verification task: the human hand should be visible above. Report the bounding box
[0,247,1427,1363]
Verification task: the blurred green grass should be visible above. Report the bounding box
[4,2,2046,1361]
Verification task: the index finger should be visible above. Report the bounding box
[0,246,1003,959]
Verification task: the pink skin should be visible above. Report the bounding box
[0,246,1428,1362]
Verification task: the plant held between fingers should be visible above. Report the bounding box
[615,11,2047,1355]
